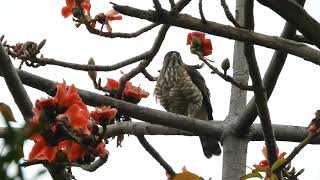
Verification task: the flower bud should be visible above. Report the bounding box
[88,57,97,82]
[221,58,230,75]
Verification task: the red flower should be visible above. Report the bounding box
[187,32,212,56]
[55,80,83,109]
[97,142,109,158]
[29,137,59,162]
[62,140,87,161]
[105,78,149,100]
[90,106,117,122]
[61,0,91,18]
[91,9,122,32]
[106,78,119,89]
[123,82,149,99]
[254,146,287,169]
[57,103,90,134]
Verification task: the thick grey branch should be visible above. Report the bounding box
[257,0,320,48]
[112,4,320,65]
[0,44,33,122]
[235,0,306,134]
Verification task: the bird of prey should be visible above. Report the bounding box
[154,51,221,158]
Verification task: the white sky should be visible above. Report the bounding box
[1,0,320,179]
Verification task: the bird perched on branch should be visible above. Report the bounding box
[154,51,221,158]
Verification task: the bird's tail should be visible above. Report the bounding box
[200,136,221,158]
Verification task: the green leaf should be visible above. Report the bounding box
[271,158,287,172]
[255,167,269,173]
[240,171,263,180]
[270,173,279,180]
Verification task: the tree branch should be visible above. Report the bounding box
[8,69,224,139]
[198,56,254,91]
[0,44,33,122]
[235,0,306,134]
[112,4,320,65]
[243,1,279,175]
[199,0,207,23]
[104,122,193,138]
[136,135,176,177]
[220,0,242,28]
[256,0,320,48]
[85,23,159,39]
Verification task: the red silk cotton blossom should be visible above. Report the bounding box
[187,32,213,56]
[91,9,123,32]
[90,106,117,123]
[61,0,91,18]
[253,146,287,169]
[105,78,149,100]
[28,80,102,162]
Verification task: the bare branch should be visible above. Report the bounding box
[78,157,108,172]
[104,122,193,138]
[235,0,306,134]
[0,44,33,122]
[112,4,320,65]
[257,0,320,48]
[137,135,176,177]
[85,23,159,39]
[199,0,207,23]
[141,69,157,81]
[280,132,317,170]
[7,49,144,72]
[220,0,242,28]
[197,55,254,91]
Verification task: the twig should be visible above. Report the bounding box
[220,0,242,28]
[153,0,164,15]
[141,69,157,81]
[136,135,176,177]
[197,54,254,91]
[6,49,144,72]
[199,0,207,23]
[169,0,175,9]
[78,157,108,172]
[0,44,34,122]
[85,23,159,39]
[279,129,320,171]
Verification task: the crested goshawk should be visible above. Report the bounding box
[154,51,221,158]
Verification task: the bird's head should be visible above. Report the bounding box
[162,51,183,69]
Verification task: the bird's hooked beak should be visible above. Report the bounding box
[167,52,179,67]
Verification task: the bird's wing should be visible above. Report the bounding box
[185,65,213,120]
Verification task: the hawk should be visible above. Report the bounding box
[154,51,221,158]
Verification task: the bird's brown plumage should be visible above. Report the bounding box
[154,51,221,158]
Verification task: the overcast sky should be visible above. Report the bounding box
[1,0,320,179]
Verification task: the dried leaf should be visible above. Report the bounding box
[0,102,16,122]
